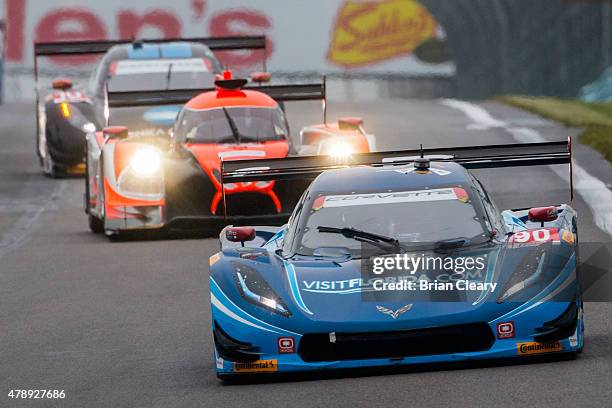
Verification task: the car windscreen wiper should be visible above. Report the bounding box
[165,62,173,91]
[434,237,470,250]
[433,235,493,252]
[317,226,401,253]
[222,107,242,144]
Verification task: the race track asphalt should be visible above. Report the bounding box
[0,100,610,408]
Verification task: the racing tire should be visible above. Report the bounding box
[216,373,240,384]
[88,214,104,234]
[43,152,65,179]
[84,148,104,233]
[106,228,164,242]
[574,220,584,355]
[84,146,92,215]
[566,351,579,360]
[42,125,66,178]
[106,231,129,242]
[36,106,44,166]
[36,127,43,167]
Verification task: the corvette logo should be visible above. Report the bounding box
[376,304,413,319]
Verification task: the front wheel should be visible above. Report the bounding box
[86,152,105,234]
[42,125,65,178]
[88,213,104,233]
[106,228,165,242]
[42,149,64,178]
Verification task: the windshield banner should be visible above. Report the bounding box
[317,188,464,208]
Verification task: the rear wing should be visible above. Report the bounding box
[221,138,574,199]
[105,80,326,127]
[33,36,267,82]
[34,36,266,56]
[107,88,206,108]
[106,82,326,108]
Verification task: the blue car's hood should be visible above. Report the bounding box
[212,237,575,334]
[286,247,512,330]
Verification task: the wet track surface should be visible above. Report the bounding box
[1,101,611,407]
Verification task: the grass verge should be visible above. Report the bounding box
[497,95,612,163]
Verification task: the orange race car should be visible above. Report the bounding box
[84,72,376,238]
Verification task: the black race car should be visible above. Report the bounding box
[34,36,267,177]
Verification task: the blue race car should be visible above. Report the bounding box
[209,140,582,379]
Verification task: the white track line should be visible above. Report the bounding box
[0,181,67,260]
[440,99,612,237]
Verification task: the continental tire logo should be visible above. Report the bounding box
[517,342,563,355]
[233,359,278,373]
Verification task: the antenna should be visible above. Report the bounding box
[415,145,430,171]
[165,62,173,91]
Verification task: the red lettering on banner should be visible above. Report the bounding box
[4,2,276,68]
[35,8,107,65]
[209,10,273,68]
[118,10,182,40]
[6,0,26,61]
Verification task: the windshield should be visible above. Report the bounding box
[293,186,488,256]
[109,58,215,76]
[89,56,220,96]
[106,58,216,92]
[107,71,215,92]
[174,106,289,144]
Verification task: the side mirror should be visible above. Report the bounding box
[251,72,271,83]
[52,78,73,90]
[338,117,364,131]
[103,126,129,140]
[225,226,256,246]
[528,206,558,225]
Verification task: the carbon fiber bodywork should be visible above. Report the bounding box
[162,151,307,230]
[41,98,101,171]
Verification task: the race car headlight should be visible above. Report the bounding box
[82,122,96,133]
[234,264,291,317]
[130,148,161,177]
[326,142,354,159]
[497,250,547,303]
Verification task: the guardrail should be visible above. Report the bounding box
[2,66,453,102]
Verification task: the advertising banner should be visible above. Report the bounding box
[1,0,455,99]
[0,18,5,103]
